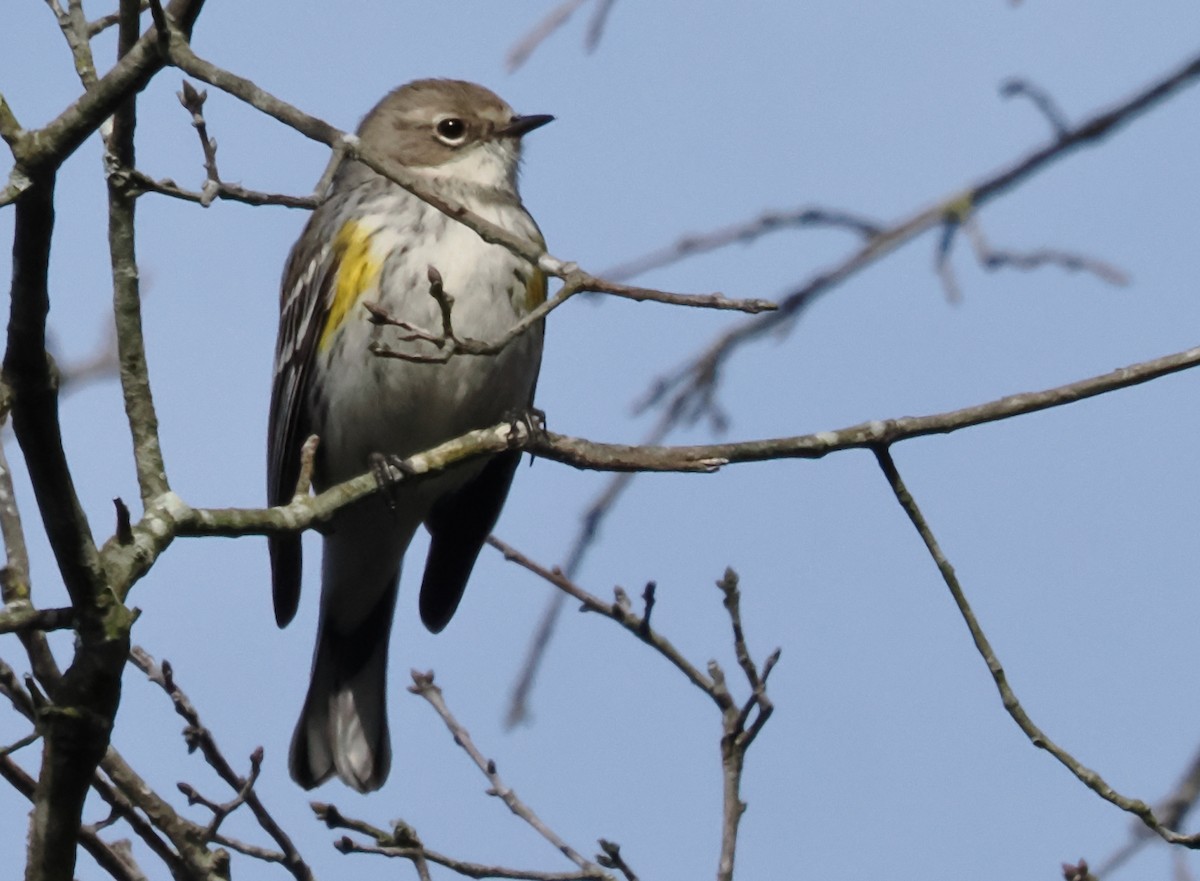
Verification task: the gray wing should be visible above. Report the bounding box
[418,448,525,633]
[267,216,341,627]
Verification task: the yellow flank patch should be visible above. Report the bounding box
[319,221,381,352]
[525,266,547,311]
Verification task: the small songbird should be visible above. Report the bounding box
[267,79,551,791]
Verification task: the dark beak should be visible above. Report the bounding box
[498,114,555,138]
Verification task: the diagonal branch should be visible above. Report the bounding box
[5,0,207,182]
[503,50,1200,724]
[130,647,315,881]
[635,49,1200,421]
[96,339,1200,606]
[409,671,610,879]
[155,33,774,319]
[873,445,1200,849]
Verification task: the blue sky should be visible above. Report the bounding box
[3,2,1200,879]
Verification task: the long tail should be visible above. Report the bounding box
[288,573,398,792]
[289,498,416,792]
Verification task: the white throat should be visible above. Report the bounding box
[424,141,520,194]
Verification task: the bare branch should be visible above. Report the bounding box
[488,542,773,880]
[1001,76,1071,138]
[506,0,619,71]
[157,35,774,317]
[503,56,1181,713]
[0,656,36,721]
[130,647,316,881]
[506,0,590,71]
[341,836,605,881]
[8,0,209,178]
[1096,741,1200,875]
[0,730,39,757]
[88,2,150,37]
[91,754,217,879]
[1,751,152,881]
[595,840,638,881]
[962,216,1129,285]
[874,446,1200,848]
[409,670,610,879]
[107,2,171,510]
[634,49,1200,423]
[43,0,100,88]
[488,537,716,697]
[177,79,222,205]
[584,0,618,51]
[0,605,73,635]
[602,206,884,282]
[113,166,318,208]
[96,338,1200,611]
[0,398,31,605]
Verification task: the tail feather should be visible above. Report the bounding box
[289,556,400,792]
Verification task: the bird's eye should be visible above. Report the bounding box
[435,118,467,144]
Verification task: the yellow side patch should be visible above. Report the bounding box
[319,221,381,352]
[525,266,547,311]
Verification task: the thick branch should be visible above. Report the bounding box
[1,752,150,881]
[99,340,1200,604]
[0,396,32,605]
[7,0,207,180]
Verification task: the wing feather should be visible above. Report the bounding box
[267,217,342,627]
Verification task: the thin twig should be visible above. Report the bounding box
[873,445,1200,848]
[1096,741,1200,875]
[107,2,171,508]
[962,216,1129,285]
[595,840,638,881]
[130,647,316,880]
[89,2,150,36]
[341,838,605,881]
[43,0,100,88]
[489,543,773,881]
[112,166,318,208]
[489,537,716,696]
[177,79,222,205]
[506,0,590,71]
[0,657,35,720]
[506,0,618,70]
[158,34,775,317]
[1001,77,1072,138]
[584,0,618,51]
[409,670,610,878]
[602,206,884,282]
[0,730,39,757]
[632,50,1200,425]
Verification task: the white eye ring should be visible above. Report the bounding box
[434,116,468,145]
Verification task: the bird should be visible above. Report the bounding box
[267,79,551,792]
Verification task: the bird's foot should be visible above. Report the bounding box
[369,452,417,511]
[503,406,546,447]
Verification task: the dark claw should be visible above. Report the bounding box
[503,406,546,446]
[368,452,417,511]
